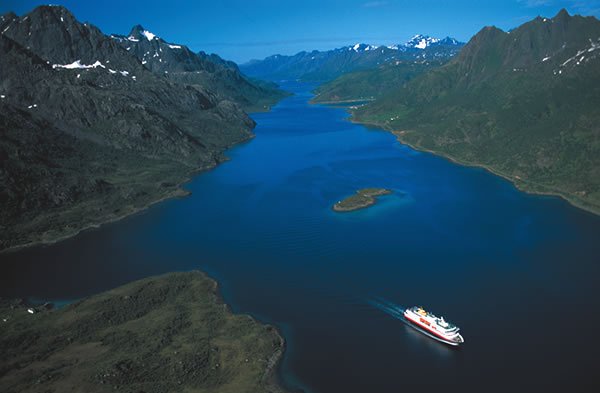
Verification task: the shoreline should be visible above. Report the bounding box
[2,92,293,255]
[332,188,392,212]
[1,185,191,255]
[333,199,376,212]
[0,271,290,392]
[348,117,600,217]
[208,275,290,393]
[0,134,256,254]
[309,97,375,105]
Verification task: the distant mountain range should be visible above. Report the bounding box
[347,9,600,213]
[240,35,464,81]
[0,5,284,250]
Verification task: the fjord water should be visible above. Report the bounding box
[2,82,600,392]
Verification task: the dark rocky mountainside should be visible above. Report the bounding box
[111,24,288,111]
[0,5,276,251]
[240,35,464,81]
[1,8,137,70]
[353,9,600,214]
[115,24,231,74]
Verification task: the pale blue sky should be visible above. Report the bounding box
[2,1,600,63]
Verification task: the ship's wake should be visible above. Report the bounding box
[367,297,406,321]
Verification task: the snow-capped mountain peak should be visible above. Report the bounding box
[127,25,158,41]
[141,30,156,41]
[405,34,441,49]
[348,43,379,52]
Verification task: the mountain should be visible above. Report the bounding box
[0,7,142,72]
[110,25,288,111]
[0,5,277,251]
[403,34,461,49]
[240,35,464,81]
[352,9,600,214]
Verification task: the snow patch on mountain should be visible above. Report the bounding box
[349,43,379,52]
[52,60,105,69]
[560,38,600,67]
[344,35,460,53]
[141,30,156,41]
[405,34,441,49]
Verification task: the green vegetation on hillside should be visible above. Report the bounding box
[0,272,286,393]
[312,61,445,103]
[352,10,600,214]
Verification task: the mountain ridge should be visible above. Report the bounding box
[0,5,283,251]
[350,9,600,214]
[108,23,288,112]
[240,34,464,81]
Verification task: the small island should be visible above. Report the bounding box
[333,188,392,212]
[0,272,287,393]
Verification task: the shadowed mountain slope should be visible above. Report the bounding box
[0,5,270,250]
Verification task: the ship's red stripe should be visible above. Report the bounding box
[404,313,457,342]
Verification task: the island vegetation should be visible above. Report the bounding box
[333,188,392,212]
[0,271,287,393]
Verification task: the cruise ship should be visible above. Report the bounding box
[403,306,464,346]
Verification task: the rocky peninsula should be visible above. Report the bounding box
[0,272,287,393]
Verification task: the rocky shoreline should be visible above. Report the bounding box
[0,131,261,254]
[347,118,600,217]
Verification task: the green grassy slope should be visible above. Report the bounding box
[312,60,446,103]
[0,272,286,393]
[352,10,600,214]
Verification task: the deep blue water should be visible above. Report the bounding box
[2,82,600,392]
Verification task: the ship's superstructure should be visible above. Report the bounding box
[403,306,464,345]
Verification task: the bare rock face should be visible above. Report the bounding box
[111,23,288,110]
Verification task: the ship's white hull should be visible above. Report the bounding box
[403,308,464,346]
[403,316,462,346]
